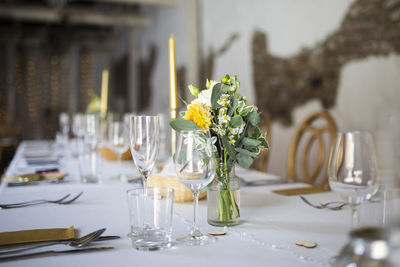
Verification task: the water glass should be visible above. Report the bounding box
[78,146,100,183]
[85,113,101,149]
[127,187,174,251]
[71,113,86,156]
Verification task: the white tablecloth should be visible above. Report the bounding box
[0,141,361,266]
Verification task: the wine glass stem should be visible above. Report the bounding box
[191,190,200,235]
[142,175,148,189]
[350,203,359,228]
[117,154,122,179]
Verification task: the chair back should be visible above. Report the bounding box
[287,111,337,186]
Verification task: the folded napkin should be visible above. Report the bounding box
[0,226,75,246]
[235,166,283,185]
[23,150,53,159]
[25,158,59,166]
[3,172,67,183]
[273,185,330,196]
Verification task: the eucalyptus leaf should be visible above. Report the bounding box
[236,153,253,168]
[174,148,187,165]
[228,95,238,116]
[258,137,269,149]
[241,137,261,147]
[246,111,262,126]
[169,120,201,131]
[241,106,253,116]
[252,126,261,138]
[230,115,243,128]
[211,83,228,109]
[235,147,257,158]
[221,135,236,161]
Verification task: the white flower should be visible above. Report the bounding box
[207,79,219,90]
[221,94,230,100]
[220,114,231,124]
[239,123,245,134]
[220,107,228,114]
[217,99,227,106]
[217,94,230,106]
[229,139,235,145]
[193,88,212,107]
[230,127,240,135]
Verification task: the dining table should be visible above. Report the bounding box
[0,140,397,266]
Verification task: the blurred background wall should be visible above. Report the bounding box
[0,0,399,178]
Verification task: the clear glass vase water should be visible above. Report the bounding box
[207,164,240,226]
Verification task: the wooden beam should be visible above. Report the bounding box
[65,8,151,27]
[0,4,151,27]
[87,0,179,6]
[0,5,60,23]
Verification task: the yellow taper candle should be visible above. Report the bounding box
[169,35,178,154]
[100,69,109,119]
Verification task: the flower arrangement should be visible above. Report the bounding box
[170,74,269,224]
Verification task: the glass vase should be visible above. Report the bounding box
[207,164,240,226]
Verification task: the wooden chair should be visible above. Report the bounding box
[287,111,338,187]
[251,112,271,172]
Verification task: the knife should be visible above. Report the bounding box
[0,236,120,250]
[0,246,114,262]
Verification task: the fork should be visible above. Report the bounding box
[300,196,347,210]
[0,192,83,209]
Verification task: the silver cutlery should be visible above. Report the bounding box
[0,246,114,262]
[240,179,288,186]
[300,196,347,210]
[0,228,106,255]
[7,180,70,187]
[0,192,83,209]
[0,235,120,251]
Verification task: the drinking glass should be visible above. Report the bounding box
[173,129,216,245]
[328,131,379,228]
[85,113,102,149]
[127,187,174,251]
[129,115,160,188]
[72,113,86,138]
[79,113,101,183]
[107,121,129,180]
[72,113,86,156]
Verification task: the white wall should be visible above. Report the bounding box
[139,0,195,115]
[201,0,400,178]
[140,0,400,179]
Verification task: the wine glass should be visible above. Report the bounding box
[173,129,217,245]
[328,131,379,228]
[107,121,129,180]
[59,112,69,137]
[129,115,160,188]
